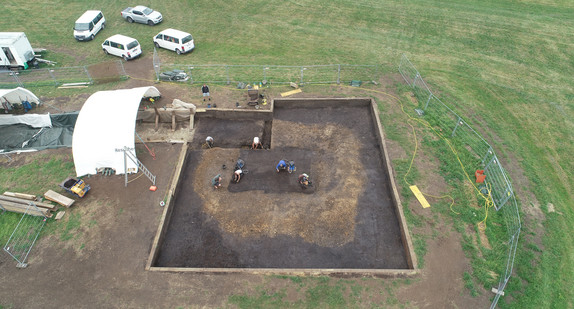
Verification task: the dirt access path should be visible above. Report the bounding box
[0,56,491,308]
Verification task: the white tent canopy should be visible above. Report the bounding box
[0,87,40,104]
[0,113,51,128]
[72,86,161,177]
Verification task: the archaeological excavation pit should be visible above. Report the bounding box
[146,98,416,275]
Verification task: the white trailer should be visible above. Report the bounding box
[0,32,36,70]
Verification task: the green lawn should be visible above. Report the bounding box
[1,0,572,308]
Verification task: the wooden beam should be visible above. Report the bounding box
[154,106,160,131]
[0,195,56,209]
[171,111,176,132]
[0,202,51,217]
[3,191,36,200]
[55,211,66,220]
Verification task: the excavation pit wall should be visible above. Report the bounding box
[146,98,417,277]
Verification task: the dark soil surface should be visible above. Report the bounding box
[155,104,407,269]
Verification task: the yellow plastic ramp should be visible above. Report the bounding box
[410,185,430,208]
[281,88,302,97]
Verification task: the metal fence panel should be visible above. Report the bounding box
[0,61,126,88]
[398,54,521,308]
[339,64,380,84]
[264,66,305,85]
[0,71,20,88]
[188,64,229,84]
[158,63,382,86]
[3,203,47,267]
[399,55,419,87]
[413,75,432,107]
[16,68,56,88]
[452,122,492,161]
[425,95,459,133]
[50,66,92,86]
[301,65,338,84]
[226,65,269,85]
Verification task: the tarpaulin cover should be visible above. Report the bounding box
[72,87,161,177]
[0,113,51,128]
[0,112,78,153]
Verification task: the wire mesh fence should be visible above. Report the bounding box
[155,62,381,86]
[398,54,521,308]
[3,203,47,268]
[0,60,127,88]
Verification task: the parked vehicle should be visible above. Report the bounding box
[153,29,195,55]
[121,6,162,25]
[101,34,142,61]
[159,69,189,82]
[0,32,36,70]
[73,10,106,41]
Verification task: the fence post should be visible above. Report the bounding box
[47,69,58,86]
[337,64,341,84]
[83,65,93,84]
[10,72,22,87]
[424,93,432,110]
[482,147,493,165]
[117,60,127,77]
[300,66,305,85]
[484,154,497,172]
[226,65,230,85]
[413,72,420,87]
[188,66,193,84]
[452,117,462,137]
[152,47,160,81]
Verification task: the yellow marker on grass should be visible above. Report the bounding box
[410,185,430,208]
[280,88,302,97]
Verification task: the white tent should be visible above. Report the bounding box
[0,87,40,104]
[72,86,161,177]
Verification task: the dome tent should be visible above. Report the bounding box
[0,87,41,113]
[0,87,40,105]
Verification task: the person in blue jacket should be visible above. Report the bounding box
[276,159,287,172]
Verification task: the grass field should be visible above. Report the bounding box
[1,0,573,308]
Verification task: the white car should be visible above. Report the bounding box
[121,6,163,26]
[153,29,195,55]
[101,35,142,61]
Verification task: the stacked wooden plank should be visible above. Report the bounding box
[44,190,75,208]
[0,192,55,218]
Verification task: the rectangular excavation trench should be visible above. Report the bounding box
[146,98,417,276]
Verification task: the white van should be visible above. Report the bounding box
[74,10,106,41]
[153,29,195,54]
[101,35,142,61]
